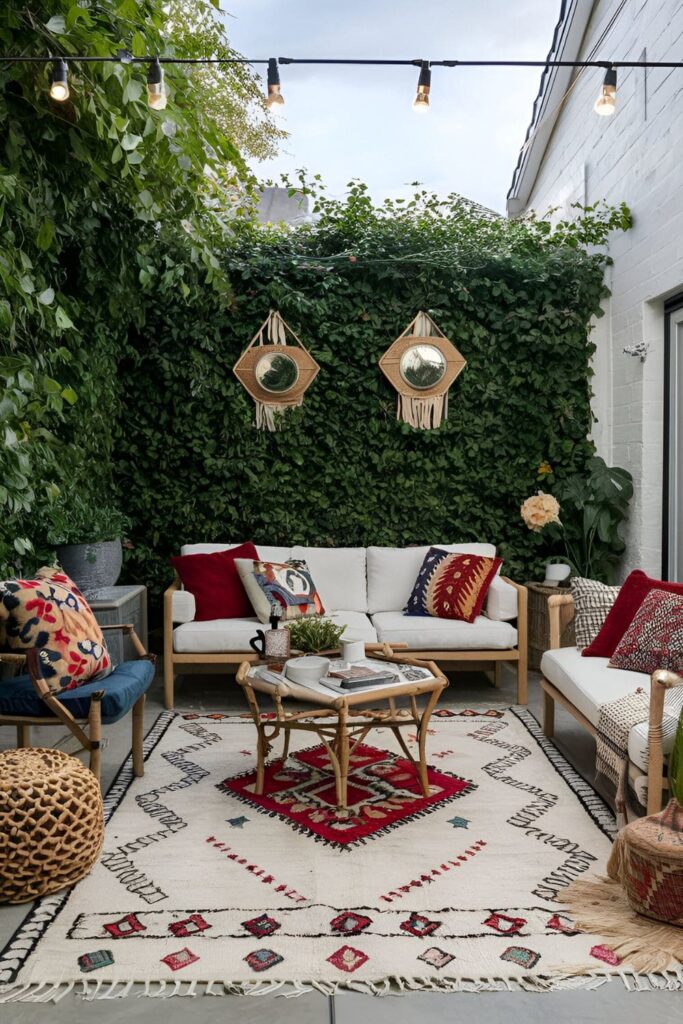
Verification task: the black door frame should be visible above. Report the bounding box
[662,293,683,579]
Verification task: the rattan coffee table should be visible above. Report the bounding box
[235,644,448,811]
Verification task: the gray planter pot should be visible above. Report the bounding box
[57,539,123,598]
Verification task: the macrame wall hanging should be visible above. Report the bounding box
[233,310,320,431]
[379,311,467,430]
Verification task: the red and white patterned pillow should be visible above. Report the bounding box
[609,589,683,675]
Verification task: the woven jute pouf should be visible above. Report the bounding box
[0,747,104,904]
[607,799,683,925]
[562,800,683,972]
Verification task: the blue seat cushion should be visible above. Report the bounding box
[0,659,155,724]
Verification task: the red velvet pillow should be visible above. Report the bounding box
[583,569,683,658]
[170,543,258,621]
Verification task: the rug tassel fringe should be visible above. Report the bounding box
[2,968,683,1003]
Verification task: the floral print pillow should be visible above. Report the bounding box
[0,567,111,692]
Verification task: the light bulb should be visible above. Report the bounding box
[50,59,69,102]
[266,58,284,114]
[413,62,431,113]
[594,68,617,116]
[147,58,167,110]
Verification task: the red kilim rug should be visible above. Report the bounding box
[217,742,474,848]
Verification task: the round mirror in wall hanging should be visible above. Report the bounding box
[255,351,300,394]
[399,343,448,390]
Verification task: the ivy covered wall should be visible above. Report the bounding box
[115,186,629,602]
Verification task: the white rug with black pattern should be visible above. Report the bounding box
[2,706,667,1001]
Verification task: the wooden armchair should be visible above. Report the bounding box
[0,624,154,783]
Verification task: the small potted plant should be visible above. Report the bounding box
[285,617,347,655]
[42,494,130,598]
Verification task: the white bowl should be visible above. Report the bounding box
[284,656,330,685]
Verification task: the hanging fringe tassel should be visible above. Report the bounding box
[255,398,303,432]
[398,392,448,430]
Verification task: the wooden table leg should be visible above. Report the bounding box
[255,726,268,795]
[337,707,349,811]
[416,687,441,797]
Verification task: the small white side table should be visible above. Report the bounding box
[89,585,148,666]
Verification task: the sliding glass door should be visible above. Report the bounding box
[665,298,683,581]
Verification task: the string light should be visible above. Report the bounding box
[413,61,431,113]
[594,66,617,116]
[0,52,678,117]
[265,57,285,114]
[146,57,167,110]
[49,58,69,102]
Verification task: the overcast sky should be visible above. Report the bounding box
[223,1,562,213]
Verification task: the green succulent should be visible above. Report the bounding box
[285,617,346,654]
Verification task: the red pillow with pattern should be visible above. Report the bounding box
[405,547,502,623]
[583,569,683,658]
[609,589,683,675]
[0,567,111,692]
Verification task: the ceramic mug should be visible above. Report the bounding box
[341,639,365,663]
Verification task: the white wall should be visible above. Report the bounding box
[519,0,683,577]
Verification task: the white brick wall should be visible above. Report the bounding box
[519,0,683,578]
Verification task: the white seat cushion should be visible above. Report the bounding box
[541,647,681,772]
[173,616,262,653]
[173,610,377,653]
[329,610,377,643]
[367,543,497,614]
[291,546,367,612]
[540,646,647,728]
[180,543,292,563]
[370,611,516,651]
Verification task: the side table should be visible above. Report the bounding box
[89,585,148,667]
[236,647,448,811]
[525,581,575,671]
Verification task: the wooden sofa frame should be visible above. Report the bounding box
[0,624,149,784]
[541,592,683,814]
[163,574,528,710]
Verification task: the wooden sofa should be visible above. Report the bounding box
[541,591,683,813]
[163,543,528,710]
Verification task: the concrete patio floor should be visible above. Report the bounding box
[0,665,679,1023]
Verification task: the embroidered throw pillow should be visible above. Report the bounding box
[609,589,683,674]
[0,567,111,692]
[235,559,325,623]
[170,542,258,621]
[570,577,620,651]
[405,547,502,623]
[583,570,683,658]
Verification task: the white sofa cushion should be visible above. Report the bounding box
[291,546,367,612]
[371,611,516,651]
[366,544,497,614]
[484,576,518,622]
[541,646,681,773]
[173,609,377,653]
[171,588,196,624]
[540,646,646,728]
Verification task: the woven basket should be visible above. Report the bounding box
[526,582,575,671]
[0,748,104,904]
[607,799,683,925]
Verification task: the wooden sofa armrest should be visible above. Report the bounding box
[547,591,575,650]
[646,668,683,814]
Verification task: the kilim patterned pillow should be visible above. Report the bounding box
[235,558,325,624]
[571,576,620,651]
[0,567,111,692]
[609,589,683,674]
[405,547,502,623]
